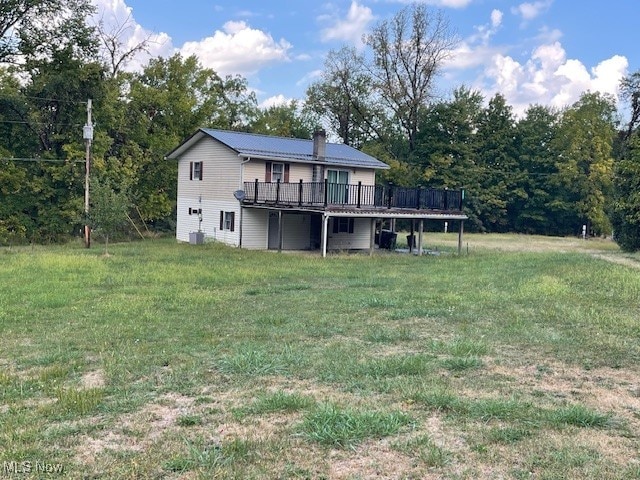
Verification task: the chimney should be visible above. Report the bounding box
[313,128,326,161]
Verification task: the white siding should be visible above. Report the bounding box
[242,208,268,249]
[351,168,376,186]
[328,218,372,250]
[242,159,314,184]
[176,137,242,246]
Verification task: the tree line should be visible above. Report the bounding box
[1,1,639,249]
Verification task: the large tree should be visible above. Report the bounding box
[364,4,457,152]
[552,92,616,236]
[305,46,387,148]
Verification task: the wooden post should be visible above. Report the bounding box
[458,220,464,255]
[418,219,424,256]
[298,179,303,206]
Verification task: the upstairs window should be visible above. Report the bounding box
[190,161,203,181]
[265,162,290,183]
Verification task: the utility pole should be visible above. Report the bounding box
[83,99,93,248]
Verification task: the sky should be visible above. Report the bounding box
[91,0,638,118]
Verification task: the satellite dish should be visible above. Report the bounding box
[233,190,246,201]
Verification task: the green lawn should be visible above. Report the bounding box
[1,236,639,479]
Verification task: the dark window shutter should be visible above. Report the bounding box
[230,212,235,232]
[188,207,192,215]
[332,218,338,234]
[220,211,224,230]
[189,162,193,180]
[265,162,272,182]
[199,162,203,180]
[284,163,290,183]
[348,218,354,234]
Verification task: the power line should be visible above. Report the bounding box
[0,119,83,127]
[0,94,87,104]
[0,157,83,163]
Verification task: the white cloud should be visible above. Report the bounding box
[393,0,473,7]
[491,9,503,28]
[511,0,553,21]
[260,94,292,109]
[480,41,628,115]
[91,0,173,72]
[320,1,374,47]
[179,21,292,76]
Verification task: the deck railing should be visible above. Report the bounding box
[243,180,463,212]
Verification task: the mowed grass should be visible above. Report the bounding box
[1,235,639,478]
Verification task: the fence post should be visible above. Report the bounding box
[416,187,421,210]
[357,181,362,208]
[276,178,281,204]
[299,179,303,207]
[387,183,393,209]
[254,178,259,203]
[443,188,448,211]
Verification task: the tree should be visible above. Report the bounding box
[1,0,96,64]
[364,4,457,152]
[552,92,616,236]
[610,71,640,251]
[305,47,387,148]
[514,104,561,234]
[88,175,131,255]
[250,100,315,139]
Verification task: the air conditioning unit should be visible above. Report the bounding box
[189,231,205,245]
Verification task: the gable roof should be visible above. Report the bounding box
[166,128,389,170]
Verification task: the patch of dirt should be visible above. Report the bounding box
[80,370,106,389]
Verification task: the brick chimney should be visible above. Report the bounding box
[313,128,326,161]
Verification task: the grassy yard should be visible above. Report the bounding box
[1,235,639,479]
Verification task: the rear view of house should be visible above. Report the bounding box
[167,128,467,256]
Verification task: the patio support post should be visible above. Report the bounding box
[458,220,464,255]
[418,219,424,256]
[409,220,415,253]
[278,210,283,252]
[321,214,329,258]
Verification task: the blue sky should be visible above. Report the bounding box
[93,0,638,117]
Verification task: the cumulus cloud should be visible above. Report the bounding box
[512,0,553,21]
[91,0,173,72]
[482,42,628,115]
[260,94,293,109]
[320,1,374,47]
[445,9,504,70]
[393,0,473,7]
[180,21,291,76]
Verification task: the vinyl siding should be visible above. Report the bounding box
[242,208,268,249]
[242,159,314,184]
[350,168,376,186]
[176,137,241,245]
[328,218,372,250]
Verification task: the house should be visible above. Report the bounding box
[166,128,467,256]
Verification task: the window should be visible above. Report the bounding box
[219,211,235,232]
[271,163,284,182]
[190,161,203,181]
[333,218,354,234]
[265,162,290,183]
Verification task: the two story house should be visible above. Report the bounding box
[167,128,467,256]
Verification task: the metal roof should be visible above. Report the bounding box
[167,128,389,170]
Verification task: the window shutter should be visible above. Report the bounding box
[348,218,354,234]
[332,218,338,234]
[220,211,224,230]
[188,208,192,215]
[284,163,290,183]
[230,212,235,232]
[265,162,272,182]
[199,162,203,180]
[189,162,193,180]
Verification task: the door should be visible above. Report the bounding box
[268,212,279,249]
[327,169,349,204]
